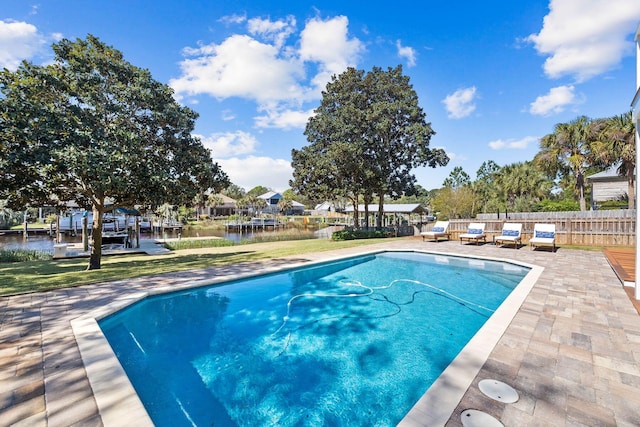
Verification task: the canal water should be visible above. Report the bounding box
[0,228,251,253]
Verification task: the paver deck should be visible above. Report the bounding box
[1,238,639,426]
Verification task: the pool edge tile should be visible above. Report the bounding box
[72,249,542,427]
[71,315,154,426]
[398,263,543,427]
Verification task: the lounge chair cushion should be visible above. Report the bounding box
[535,230,555,239]
[432,226,445,232]
[468,228,483,235]
[503,229,519,237]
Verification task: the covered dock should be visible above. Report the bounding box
[224,218,285,232]
[345,203,431,231]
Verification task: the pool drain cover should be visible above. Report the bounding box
[478,379,519,403]
[460,409,503,427]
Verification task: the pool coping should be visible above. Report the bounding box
[397,251,542,426]
[71,249,542,427]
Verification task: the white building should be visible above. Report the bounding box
[586,165,630,209]
[632,23,640,300]
[257,192,305,215]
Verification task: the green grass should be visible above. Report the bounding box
[0,238,399,296]
[238,229,316,244]
[164,230,318,250]
[10,222,51,230]
[164,238,235,250]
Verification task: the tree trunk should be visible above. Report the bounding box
[577,173,586,211]
[628,172,635,210]
[376,193,385,228]
[88,204,104,270]
[350,196,359,229]
[363,204,369,230]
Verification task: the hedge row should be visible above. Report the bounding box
[331,229,393,241]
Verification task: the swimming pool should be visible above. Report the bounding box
[97,251,530,426]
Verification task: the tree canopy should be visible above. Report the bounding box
[591,111,636,209]
[291,65,448,228]
[535,115,601,211]
[432,161,554,219]
[221,183,246,201]
[0,35,228,269]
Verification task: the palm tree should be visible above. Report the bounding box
[193,192,207,220]
[473,161,501,213]
[207,194,224,218]
[277,198,294,216]
[591,111,636,209]
[156,203,175,225]
[241,195,267,216]
[497,161,552,211]
[536,115,599,211]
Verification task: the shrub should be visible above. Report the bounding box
[331,229,393,241]
[597,200,628,210]
[536,199,580,212]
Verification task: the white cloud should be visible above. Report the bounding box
[396,40,416,67]
[526,0,640,81]
[488,136,539,150]
[169,34,306,103]
[442,87,477,119]
[171,14,364,129]
[221,110,235,121]
[529,85,577,116]
[197,131,259,158]
[216,156,293,192]
[0,20,46,70]
[219,14,246,25]
[171,15,363,108]
[247,15,296,49]
[298,15,365,91]
[254,106,315,129]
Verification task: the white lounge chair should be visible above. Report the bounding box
[459,222,486,245]
[420,221,450,242]
[494,223,522,249]
[530,223,556,252]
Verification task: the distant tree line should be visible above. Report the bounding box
[429,112,635,219]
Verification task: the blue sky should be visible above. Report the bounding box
[2,1,640,193]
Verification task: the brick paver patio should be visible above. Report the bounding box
[1,238,639,426]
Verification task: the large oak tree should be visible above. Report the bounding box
[291,65,448,228]
[0,35,228,269]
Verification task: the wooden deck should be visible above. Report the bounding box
[603,248,635,284]
[603,248,640,315]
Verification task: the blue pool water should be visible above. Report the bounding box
[99,251,529,426]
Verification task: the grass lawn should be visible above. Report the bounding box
[0,238,400,296]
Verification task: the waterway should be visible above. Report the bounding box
[0,228,252,253]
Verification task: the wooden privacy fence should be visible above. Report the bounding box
[435,218,636,247]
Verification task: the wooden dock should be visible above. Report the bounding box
[224,219,284,232]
